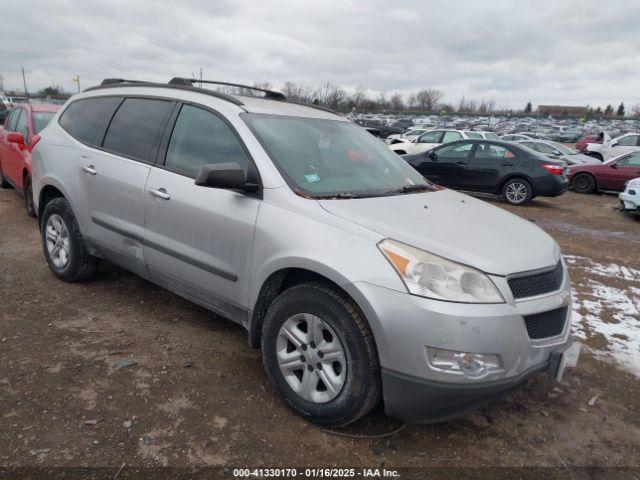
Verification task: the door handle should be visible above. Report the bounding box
[149,187,171,200]
[502,162,514,166]
[456,160,468,165]
[82,165,97,175]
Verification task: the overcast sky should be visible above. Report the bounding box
[1,0,638,109]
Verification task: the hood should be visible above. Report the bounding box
[318,189,559,276]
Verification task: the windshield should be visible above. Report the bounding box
[244,114,434,198]
[549,142,576,155]
[33,112,55,134]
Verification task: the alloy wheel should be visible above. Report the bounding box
[505,182,528,204]
[45,214,71,268]
[276,313,347,403]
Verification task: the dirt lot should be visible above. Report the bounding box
[1,187,639,474]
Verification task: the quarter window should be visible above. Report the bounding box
[59,97,122,145]
[103,98,173,162]
[164,104,253,179]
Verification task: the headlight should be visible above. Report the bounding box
[378,239,504,303]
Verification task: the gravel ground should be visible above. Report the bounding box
[1,186,639,474]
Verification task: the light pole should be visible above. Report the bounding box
[72,75,81,93]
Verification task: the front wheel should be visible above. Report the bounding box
[0,163,9,188]
[41,197,98,281]
[502,178,533,205]
[24,175,36,217]
[571,173,596,194]
[261,282,381,427]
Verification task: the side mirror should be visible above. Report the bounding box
[610,163,618,169]
[552,150,562,156]
[611,142,618,147]
[195,162,258,191]
[427,150,437,161]
[7,132,25,146]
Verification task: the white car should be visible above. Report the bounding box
[464,131,500,140]
[586,133,640,162]
[619,177,640,216]
[389,129,472,155]
[385,128,430,145]
[501,133,545,142]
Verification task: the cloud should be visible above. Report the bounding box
[0,0,638,108]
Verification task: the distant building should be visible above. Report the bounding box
[537,105,588,116]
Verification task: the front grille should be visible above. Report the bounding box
[524,306,568,340]
[508,261,563,300]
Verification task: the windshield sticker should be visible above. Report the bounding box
[304,173,322,183]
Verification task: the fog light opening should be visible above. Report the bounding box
[427,347,503,379]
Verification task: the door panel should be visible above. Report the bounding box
[599,153,640,190]
[78,150,151,277]
[143,168,260,321]
[465,142,514,192]
[3,108,27,186]
[416,142,471,187]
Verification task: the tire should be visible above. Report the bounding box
[502,178,533,205]
[40,197,98,282]
[571,173,596,194]
[23,175,36,218]
[261,282,381,427]
[0,162,9,188]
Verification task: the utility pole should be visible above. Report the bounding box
[72,75,81,93]
[199,67,203,88]
[0,73,4,92]
[21,67,28,98]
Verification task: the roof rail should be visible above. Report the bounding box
[100,78,148,86]
[85,79,244,106]
[169,78,287,101]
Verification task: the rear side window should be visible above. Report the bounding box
[164,104,252,179]
[475,143,515,158]
[418,131,441,143]
[103,98,173,162]
[442,131,462,142]
[464,131,483,139]
[59,97,122,145]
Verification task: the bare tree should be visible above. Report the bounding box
[631,104,640,117]
[415,88,444,111]
[389,93,404,111]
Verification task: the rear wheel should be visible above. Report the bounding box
[502,178,533,205]
[41,197,98,281]
[23,175,36,217]
[261,282,381,427]
[571,173,596,194]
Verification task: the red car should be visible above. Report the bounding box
[575,134,601,154]
[568,151,640,193]
[0,103,59,216]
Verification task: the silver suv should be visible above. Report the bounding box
[31,78,580,426]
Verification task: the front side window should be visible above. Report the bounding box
[103,98,172,161]
[8,109,21,131]
[617,153,640,167]
[33,112,56,134]
[14,109,29,143]
[244,114,433,198]
[442,131,463,143]
[165,105,254,179]
[59,97,122,145]
[418,131,441,143]
[617,135,639,147]
[436,142,473,157]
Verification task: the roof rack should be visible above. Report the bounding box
[100,78,149,86]
[169,77,287,101]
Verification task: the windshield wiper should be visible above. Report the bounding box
[387,184,434,195]
[312,192,360,200]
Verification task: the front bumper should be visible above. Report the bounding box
[345,263,573,423]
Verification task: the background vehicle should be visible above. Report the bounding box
[501,133,546,141]
[389,129,473,155]
[518,140,600,165]
[385,128,429,144]
[576,134,602,153]
[619,178,640,217]
[0,103,59,216]
[32,78,577,426]
[585,133,640,161]
[403,139,568,205]
[569,152,640,193]
[464,131,500,140]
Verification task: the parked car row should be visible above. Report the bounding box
[0,103,60,216]
[2,77,581,427]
